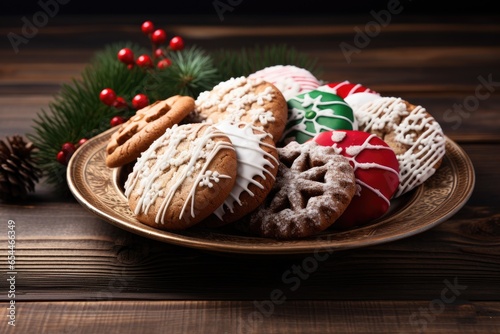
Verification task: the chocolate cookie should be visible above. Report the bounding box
[246,140,356,239]
[193,76,288,143]
[124,123,237,230]
[355,96,446,197]
[105,95,194,168]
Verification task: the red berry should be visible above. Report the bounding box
[154,48,164,58]
[151,29,167,45]
[110,116,125,127]
[127,64,135,70]
[56,150,68,165]
[61,142,76,156]
[136,54,154,68]
[117,48,135,65]
[76,138,88,147]
[141,21,155,35]
[132,94,149,109]
[169,36,184,51]
[113,96,128,109]
[157,58,172,69]
[99,88,117,106]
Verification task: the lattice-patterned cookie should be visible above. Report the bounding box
[246,140,356,239]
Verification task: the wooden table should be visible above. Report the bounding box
[1,12,499,334]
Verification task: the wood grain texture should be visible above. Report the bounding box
[0,13,499,333]
[1,300,499,334]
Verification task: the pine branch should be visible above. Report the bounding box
[147,46,221,100]
[212,44,323,79]
[27,42,150,189]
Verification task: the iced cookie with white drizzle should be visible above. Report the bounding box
[205,120,279,226]
[248,65,321,100]
[313,130,400,229]
[193,76,288,143]
[355,96,446,197]
[124,123,237,230]
[279,89,357,146]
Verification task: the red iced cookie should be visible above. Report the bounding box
[318,81,378,99]
[313,130,399,229]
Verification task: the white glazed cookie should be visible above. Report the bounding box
[209,120,279,225]
[355,96,446,197]
[124,123,237,230]
[193,76,288,143]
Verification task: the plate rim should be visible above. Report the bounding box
[67,127,475,255]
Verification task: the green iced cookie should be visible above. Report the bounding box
[279,90,357,145]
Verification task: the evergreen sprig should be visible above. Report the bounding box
[28,42,320,191]
[147,46,221,100]
[27,42,150,188]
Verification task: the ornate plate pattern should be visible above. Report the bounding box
[67,127,475,255]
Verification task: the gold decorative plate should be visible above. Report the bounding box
[67,127,475,255]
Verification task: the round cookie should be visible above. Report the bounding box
[124,123,237,230]
[246,140,356,239]
[313,130,400,229]
[207,120,279,225]
[248,65,321,100]
[193,76,288,143]
[356,96,446,197]
[318,81,378,98]
[279,89,357,146]
[106,95,194,168]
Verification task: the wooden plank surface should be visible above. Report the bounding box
[0,12,499,333]
[1,300,500,334]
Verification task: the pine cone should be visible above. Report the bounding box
[0,135,42,201]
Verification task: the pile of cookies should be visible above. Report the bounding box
[105,65,447,240]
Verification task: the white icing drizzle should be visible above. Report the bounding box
[356,97,446,197]
[213,121,278,219]
[331,131,399,206]
[124,124,234,224]
[281,91,357,141]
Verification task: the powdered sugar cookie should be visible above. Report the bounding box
[207,121,279,225]
[194,76,288,142]
[279,89,357,146]
[356,96,446,197]
[124,123,237,230]
[246,140,356,239]
[248,65,321,100]
[313,130,399,229]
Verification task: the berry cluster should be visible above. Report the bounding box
[98,88,149,127]
[117,20,185,70]
[57,21,186,165]
[56,138,87,166]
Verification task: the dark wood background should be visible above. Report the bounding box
[0,4,499,334]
